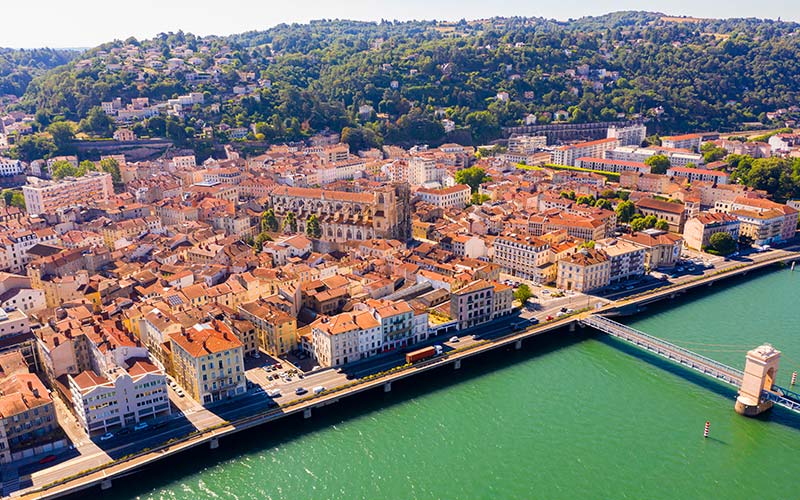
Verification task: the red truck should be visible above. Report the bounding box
[405,345,443,364]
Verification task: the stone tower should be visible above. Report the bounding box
[735,344,781,416]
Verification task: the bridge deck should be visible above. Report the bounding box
[581,315,744,387]
[581,315,800,414]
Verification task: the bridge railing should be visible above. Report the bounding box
[772,385,800,405]
[582,316,744,380]
[762,389,800,412]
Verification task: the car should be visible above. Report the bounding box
[267,389,281,397]
[545,315,554,321]
[39,454,57,464]
[529,317,540,325]
[556,311,566,318]
[253,352,260,359]
[117,428,131,436]
[625,285,635,290]
[276,363,283,369]
[541,289,550,295]
[133,422,149,431]
[449,336,459,342]
[295,387,308,396]
[677,267,685,272]
[560,307,568,313]
[99,432,114,441]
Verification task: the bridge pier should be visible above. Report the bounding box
[515,339,522,350]
[569,322,576,332]
[384,381,392,393]
[454,359,461,370]
[209,438,219,450]
[736,344,780,417]
[101,479,112,490]
[303,408,312,419]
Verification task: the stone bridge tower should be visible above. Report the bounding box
[736,344,781,416]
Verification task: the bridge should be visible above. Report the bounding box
[580,315,800,416]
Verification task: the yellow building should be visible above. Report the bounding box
[238,297,298,356]
[169,320,246,405]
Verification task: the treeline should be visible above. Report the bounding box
[0,48,79,96]
[14,14,800,150]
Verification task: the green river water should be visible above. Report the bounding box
[103,268,800,500]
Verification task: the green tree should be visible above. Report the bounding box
[576,195,595,206]
[471,192,490,205]
[282,211,297,233]
[708,232,737,255]
[51,160,79,179]
[559,190,576,200]
[513,284,533,304]
[79,107,115,137]
[13,133,57,161]
[645,154,670,175]
[594,198,612,210]
[261,208,279,232]
[253,231,273,252]
[654,219,670,231]
[615,200,636,223]
[1,189,25,209]
[46,121,76,152]
[306,214,322,238]
[630,216,647,232]
[99,158,122,186]
[454,167,491,194]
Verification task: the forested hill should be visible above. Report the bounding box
[14,12,800,148]
[0,48,80,97]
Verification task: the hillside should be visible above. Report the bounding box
[0,48,80,97]
[13,13,800,149]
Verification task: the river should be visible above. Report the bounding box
[101,268,800,500]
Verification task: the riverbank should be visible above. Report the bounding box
[17,246,800,499]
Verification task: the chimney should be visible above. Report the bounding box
[54,337,60,347]
[27,381,33,392]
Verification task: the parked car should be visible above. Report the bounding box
[267,389,281,397]
[134,422,148,431]
[99,432,114,442]
[39,454,57,464]
[449,336,459,343]
[295,387,308,395]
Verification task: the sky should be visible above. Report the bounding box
[3,0,799,48]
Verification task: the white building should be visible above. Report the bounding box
[22,172,114,216]
[0,273,45,314]
[0,157,23,177]
[312,310,382,368]
[595,239,646,282]
[68,359,170,435]
[607,124,647,147]
[415,184,471,209]
[492,234,550,282]
[553,138,620,166]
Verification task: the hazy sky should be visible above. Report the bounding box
[4,0,799,48]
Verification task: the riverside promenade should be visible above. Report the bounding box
[17,246,800,499]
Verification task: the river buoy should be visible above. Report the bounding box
[703,421,710,438]
[792,371,797,386]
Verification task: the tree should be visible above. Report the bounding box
[282,211,297,233]
[594,198,612,210]
[471,192,490,205]
[708,232,736,255]
[51,160,80,180]
[576,195,595,206]
[253,231,272,252]
[559,190,576,200]
[654,219,670,231]
[99,158,122,186]
[306,214,322,238]
[645,154,670,175]
[630,216,648,232]
[454,167,491,194]
[615,200,636,223]
[46,121,76,152]
[13,133,57,161]
[79,106,114,137]
[261,209,279,232]
[514,284,533,304]
[1,189,25,209]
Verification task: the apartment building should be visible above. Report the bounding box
[682,212,740,251]
[415,184,471,209]
[730,208,785,246]
[508,134,547,154]
[721,197,798,242]
[68,359,170,435]
[0,228,60,274]
[606,123,647,146]
[661,133,702,151]
[0,157,23,177]
[311,310,381,368]
[575,157,650,174]
[666,166,729,185]
[371,300,415,352]
[492,234,550,282]
[238,298,298,356]
[620,230,683,269]
[636,198,687,233]
[595,239,646,282]
[0,273,45,314]
[552,138,620,166]
[170,321,246,405]
[0,368,59,463]
[556,248,611,292]
[23,172,114,215]
[449,279,513,331]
